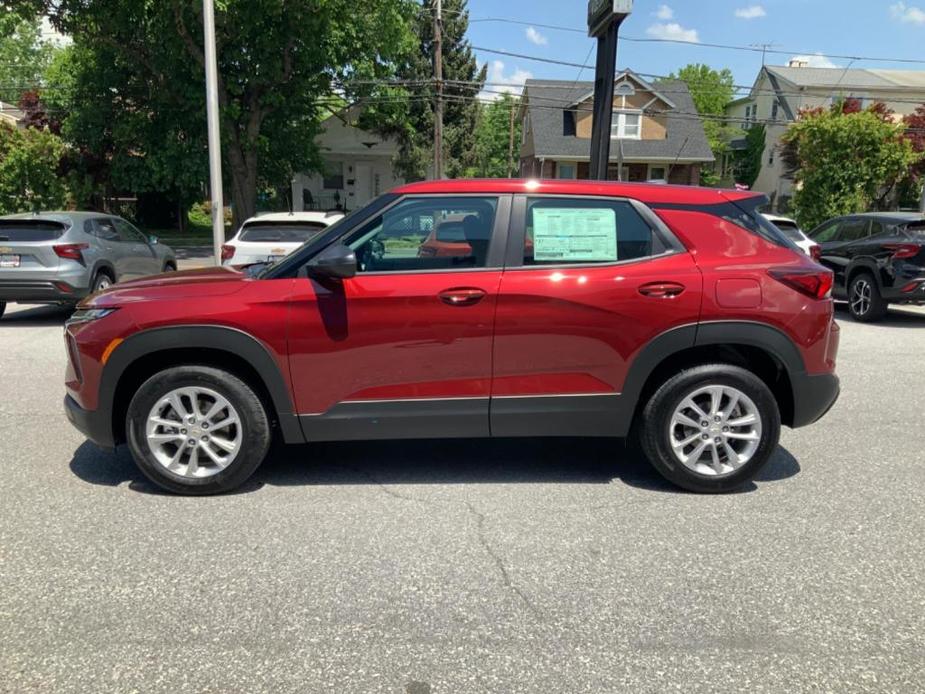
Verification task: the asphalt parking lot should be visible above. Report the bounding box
[1,267,924,692]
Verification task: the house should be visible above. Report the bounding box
[291,106,404,213]
[726,61,925,211]
[519,71,714,184]
[0,101,25,128]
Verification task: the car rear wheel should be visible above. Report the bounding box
[126,365,271,495]
[848,272,887,322]
[639,364,781,493]
[0,301,5,320]
[91,271,114,294]
[163,262,176,272]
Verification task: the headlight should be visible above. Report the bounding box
[67,308,119,324]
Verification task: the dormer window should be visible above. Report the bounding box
[611,110,641,140]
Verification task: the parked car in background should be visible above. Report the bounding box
[762,214,816,257]
[221,211,345,266]
[64,180,839,496]
[807,212,925,322]
[0,212,175,320]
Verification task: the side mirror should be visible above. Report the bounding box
[306,243,356,280]
[148,235,159,245]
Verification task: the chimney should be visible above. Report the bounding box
[788,58,809,68]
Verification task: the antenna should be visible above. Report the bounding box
[750,42,780,66]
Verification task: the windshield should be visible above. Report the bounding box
[239,222,327,243]
[0,221,67,242]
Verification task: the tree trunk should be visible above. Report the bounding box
[227,140,257,230]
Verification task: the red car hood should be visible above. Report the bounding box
[82,266,250,306]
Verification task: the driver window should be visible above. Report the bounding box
[346,196,498,273]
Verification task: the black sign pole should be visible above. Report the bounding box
[588,21,619,181]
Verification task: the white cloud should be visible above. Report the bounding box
[481,60,532,101]
[789,53,839,69]
[654,4,674,20]
[735,5,767,20]
[525,26,548,46]
[646,22,699,43]
[890,2,925,24]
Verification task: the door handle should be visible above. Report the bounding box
[438,287,486,307]
[638,282,686,298]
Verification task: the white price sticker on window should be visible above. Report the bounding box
[533,207,617,262]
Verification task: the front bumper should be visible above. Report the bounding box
[791,373,840,428]
[0,280,88,303]
[64,395,115,450]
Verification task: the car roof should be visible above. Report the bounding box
[242,211,343,225]
[392,178,761,205]
[843,212,925,223]
[0,211,109,225]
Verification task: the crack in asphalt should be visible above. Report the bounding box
[465,501,543,619]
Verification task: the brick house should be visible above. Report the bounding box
[519,71,714,184]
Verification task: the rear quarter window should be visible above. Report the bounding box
[904,222,925,238]
[0,221,67,242]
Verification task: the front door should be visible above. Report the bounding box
[354,163,373,208]
[491,195,703,437]
[112,218,159,278]
[288,194,510,441]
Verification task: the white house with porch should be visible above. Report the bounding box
[291,106,404,213]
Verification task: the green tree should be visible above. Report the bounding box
[469,93,520,178]
[11,0,415,229]
[0,14,55,104]
[733,124,765,188]
[0,122,66,213]
[669,63,737,185]
[782,107,920,230]
[363,0,486,181]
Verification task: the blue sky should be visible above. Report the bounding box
[465,0,925,97]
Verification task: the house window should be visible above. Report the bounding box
[611,111,641,140]
[323,162,344,190]
[771,100,779,121]
[558,163,577,179]
[648,166,666,181]
[769,148,775,165]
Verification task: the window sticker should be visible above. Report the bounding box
[533,207,618,262]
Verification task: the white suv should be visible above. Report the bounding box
[221,211,344,266]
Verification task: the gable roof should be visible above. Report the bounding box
[765,65,925,91]
[522,77,714,162]
[566,70,677,110]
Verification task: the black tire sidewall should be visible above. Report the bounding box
[126,366,271,495]
[641,365,781,493]
[0,301,5,319]
[848,272,886,322]
[92,271,114,293]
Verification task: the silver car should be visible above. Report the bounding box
[0,212,176,320]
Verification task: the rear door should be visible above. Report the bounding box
[0,220,67,278]
[490,195,703,437]
[92,217,129,280]
[815,217,869,290]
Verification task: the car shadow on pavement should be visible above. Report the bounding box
[69,437,801,496]
[0,305,72,326]
[834,303,925,328]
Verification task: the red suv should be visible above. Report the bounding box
[64,180,840,495]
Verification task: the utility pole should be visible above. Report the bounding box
[202,0,224,266]
[433,0,444,179]
[588,1,634,181]
[507,100,516,177]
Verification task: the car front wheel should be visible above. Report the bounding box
[639,364,781,493]
[126,365,271,495]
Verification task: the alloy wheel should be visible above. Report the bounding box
[851,278,872,317]
[145,386,242,478]
[668,385,763,477]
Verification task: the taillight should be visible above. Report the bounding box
[221,244,235,262]
[884,243,921,260]
[53,243,89,261]
[769,267,834,299]
[810,244,822,262]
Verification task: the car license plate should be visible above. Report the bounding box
[267,255,285,263]
[0,254,20,268]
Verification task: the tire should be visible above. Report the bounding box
[91,270,115,294]
[163,262,177,272]
[0,301,5,320]
[848,272,887,322]
[126,365,271,495]
[639,364,781,493]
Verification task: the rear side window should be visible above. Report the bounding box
[839,218,870,242]
[0,221,67,241]
[524,198,660,265]
[239,222,327,243]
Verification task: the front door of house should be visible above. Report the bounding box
[354,163,373,207]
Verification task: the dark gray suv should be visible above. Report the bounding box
[0,212,176,319]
